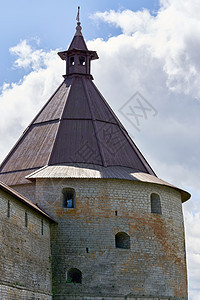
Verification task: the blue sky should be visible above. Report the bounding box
[0,1,200,299]
[0,0,159,85]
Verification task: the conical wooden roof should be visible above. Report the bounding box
[0,19,156,186]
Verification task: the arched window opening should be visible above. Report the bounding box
[79,56,86,65]
[62,188,75,208]
[70,57,75,65]
[67,268,82,284]
[151,193,162,214]
[115,232,130,249]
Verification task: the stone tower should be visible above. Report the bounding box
[0,9,190,300]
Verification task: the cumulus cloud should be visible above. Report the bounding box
[0,0,200,298]
[0,40,63,160]
[92,9,153,35]
[93,0,200,99]
[184,205,200,299]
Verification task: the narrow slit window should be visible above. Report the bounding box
[62,188,75,208]
[151,193,162,214]
[7,200,10,218]
[41,219,44,235]
[25,212,28,227]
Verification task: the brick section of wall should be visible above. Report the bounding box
[35,178,187,300]
[0,189,52,299]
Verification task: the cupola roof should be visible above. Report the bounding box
[68,7,88,51]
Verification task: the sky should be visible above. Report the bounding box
[0,0,199,298]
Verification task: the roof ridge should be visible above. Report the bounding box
[48,77,74,165]
[88,79,156,175]
[82,77,107,166]
[122,131,157,176]
[89,80,126,131]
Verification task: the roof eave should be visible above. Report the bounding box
[58,49,99,60]
[25,165,191,203]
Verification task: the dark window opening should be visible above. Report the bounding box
[115,210,118,216]
[115,232,130,249]
[62,188,75,208]
[86,247,89,253]
[41,219,44,235]
[70,57,75,66]
[151,193,162,214]
[67,268,82,284]
[7,200,10,218]
[79,56,86,65]
[25,212,28,227]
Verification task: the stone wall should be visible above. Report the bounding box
[12,182,36,203]
[35,178,187,300]
[0,188,52,300]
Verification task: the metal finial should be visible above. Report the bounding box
[76,6,80,23]
[75,6,82,36]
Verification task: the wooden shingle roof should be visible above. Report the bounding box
[0,14,190,203]
[0,23,156,185]
[0,74,155,185]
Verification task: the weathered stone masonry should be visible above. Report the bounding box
[33,178,187,300]
[0,187,53,300]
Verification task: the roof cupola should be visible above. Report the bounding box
[58,7,98,79]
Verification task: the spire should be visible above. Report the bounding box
[75,6,82,36]
[67,6,87,51]
[76,6,80,22]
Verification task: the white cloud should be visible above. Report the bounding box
[0,40,63,160]
[0,0,200,298]
[184,205,200,300]
[93,1,200,99]
[93,9,153,35]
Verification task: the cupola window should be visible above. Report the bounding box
[115,232,130,249]
[79,56,86,65]
[62,188,75,208]
[151,193,162,214]
[67,268,82,284]
[70,57,75,66]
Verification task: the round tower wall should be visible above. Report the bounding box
[35,178,187,300]
[11,183,36,203]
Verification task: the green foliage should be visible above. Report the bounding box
[66,276,72,283]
